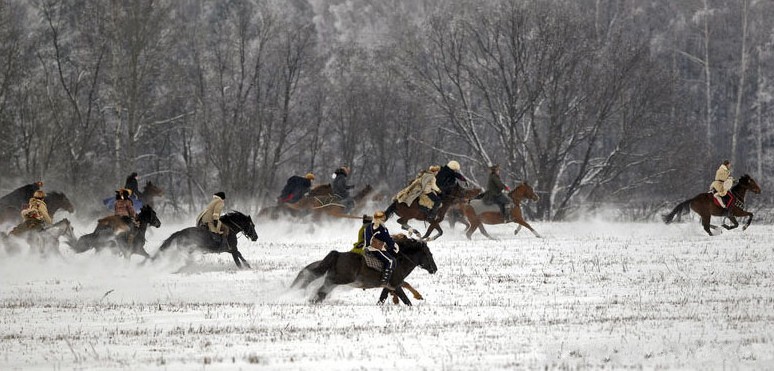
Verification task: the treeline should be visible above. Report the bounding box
[0,0,771,219]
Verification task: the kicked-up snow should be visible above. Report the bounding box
[1,216,773,370]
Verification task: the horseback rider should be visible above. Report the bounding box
[278,173,315,204]
[481,164,512,222]
[350,214,373,255]
[11,190,52,235]
[364,211,398,287]
[395,165,442,219]
[114,188,139,245]
[332,166,355,212]
[0,180,44,209]
[124,172,140,198]
[196,192,229,251]
[436,160,467,198]
[709,160,733,209]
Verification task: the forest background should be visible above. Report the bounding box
[0,0,771,220]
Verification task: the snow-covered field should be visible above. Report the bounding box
[1,215,773,370]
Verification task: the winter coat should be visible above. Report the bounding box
[710,164,732,196]
[196,195,224,233]
[332,172,353,199]
[364,223,397,255]
[481,173,508,204]
[279,176,312,203]
[124,176,140,197]
[395,171,441,208]
[436,165,466,193]
[115,198,137,218]
[351,224,367,255]
[22,197,52,225]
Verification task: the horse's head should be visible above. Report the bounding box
[143,181,164,197]
[737,174,761,194]
[46,192,75,213]
[138,205,161,228]
[509,182,539,203]
[395,236,437,274]
[222,211,258,241]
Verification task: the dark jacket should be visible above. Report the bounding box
[0,183,41,209]
[279,176,312,203]
[124,175,140,196]
[481,173,507,203]
[332,170,353,199]
[436,165,467,193]
[364,223,397,254]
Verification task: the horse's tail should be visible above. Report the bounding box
[662,199,692,224]
[157,230,186,253]
[291,251,339,290]
[384,201,397,220]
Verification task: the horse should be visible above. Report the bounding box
[0,191,75,227]
[290,236,437,305]
[137,181,164,208]
[3,218,76,256]
[155,211,258,268]
[71,205,161,259]
[383,182,468,241]
[662,174,761,236]
[265,184,374,220]
[462,182,541,239]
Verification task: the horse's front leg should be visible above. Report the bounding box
[231,250,251,269]
[422,222,443,241]
[402,282,423,300]
[722,216,739,230]
[377,289,390,305]
[515,219,541,238]
[393,286,412,306]
[398,218,420,239]
[743,212,754,231]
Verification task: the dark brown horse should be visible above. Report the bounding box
[662,174,761,236]
[383,183,468,241]
[138,181,164,208]
[290,236,437,305]
[462,182,541,239]
[0,191,75,226]
[71,205,161,259]
[263,184,373,220]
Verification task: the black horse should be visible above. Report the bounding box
[71,205,161,258]
[155,211,258,268]
[0,191,75,226]
[290,236,438,305]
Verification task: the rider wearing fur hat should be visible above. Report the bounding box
[481,165,512,222]
[364,211,398,286]
[11,189,52,235]
[278,173,315,204]
[436,160,467,198]
[709,160,733,209]
[196,192,230,251]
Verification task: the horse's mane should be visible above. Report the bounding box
[221,211,249,223]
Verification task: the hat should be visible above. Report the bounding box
[429,165,441,173]
[214,192,226,200]
[490,164,500,172]
[447,160,460,171]
[362,214,373,224]
[130,172,138,177]
[33,190,46,199]
[305,173,315,180]
[34,181,44,187]
[373,211,386,220]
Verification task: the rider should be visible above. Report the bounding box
[114,188,139,245]
[435,160,467,198]
[278,173,315,204]
[124,172,140,198]
[395,165,442,219]
[196,191,229,251]
[11,190,52,235]
[709,160,733,210]
[364,211,399,287]
[332,166,354,213]
[350,214,373,255]
[481,164,511,222]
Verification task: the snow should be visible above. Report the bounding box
[1,216,773,370]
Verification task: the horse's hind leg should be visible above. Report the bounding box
[516,220,541,238]
[722,216,739,230]
[402,282,423,300]
[701,214,714,236]
[743,212,754,231]
[478,224,496,240]
[313,279,335,303]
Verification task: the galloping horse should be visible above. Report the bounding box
[263,184,374,220]
[0,191,75,226]
[71,205,161,259]
[155,211,258,268]
[290,236,437,305]
[462,182,541,239]
[662,174,761,236]
[3,218,76,256]
[383,183,468,241]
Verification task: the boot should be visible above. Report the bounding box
[428,203,440,220]
[380,268,393,287]
[499,206,511,222]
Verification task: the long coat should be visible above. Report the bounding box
[115,198,137,218]
[395,171,440,208]
[196,196,224,233]
[481,173,507,204]
[22,197,52,225]
[332,172,353,199]
[710,164,732,196]
[279,176,312,203]
[436,165,466,194]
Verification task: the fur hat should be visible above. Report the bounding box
[305,173,315,180]
[428,165,441,173]
[33,190,46,199]
[447,160,460,171]
[130,172,138,178]
[372,210,386,227]
[362,214,373,224]
[490,164,500,173]
[214,191,226,200]
[34,181,44,188]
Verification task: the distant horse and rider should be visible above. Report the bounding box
[461,181,541,239]
[663,174,761,236]
[71,205,162,259]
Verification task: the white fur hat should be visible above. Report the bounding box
[447,160,460,171]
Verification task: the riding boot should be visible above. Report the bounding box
[499,205,511,222]
[428,203,440,220]
[380,268,393,288]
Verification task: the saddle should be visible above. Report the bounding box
[363,252,384,272]
[711,192,734,208]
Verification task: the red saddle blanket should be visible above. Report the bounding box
[712,192,734,208]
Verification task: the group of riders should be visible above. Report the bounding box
[1,159,737,288]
